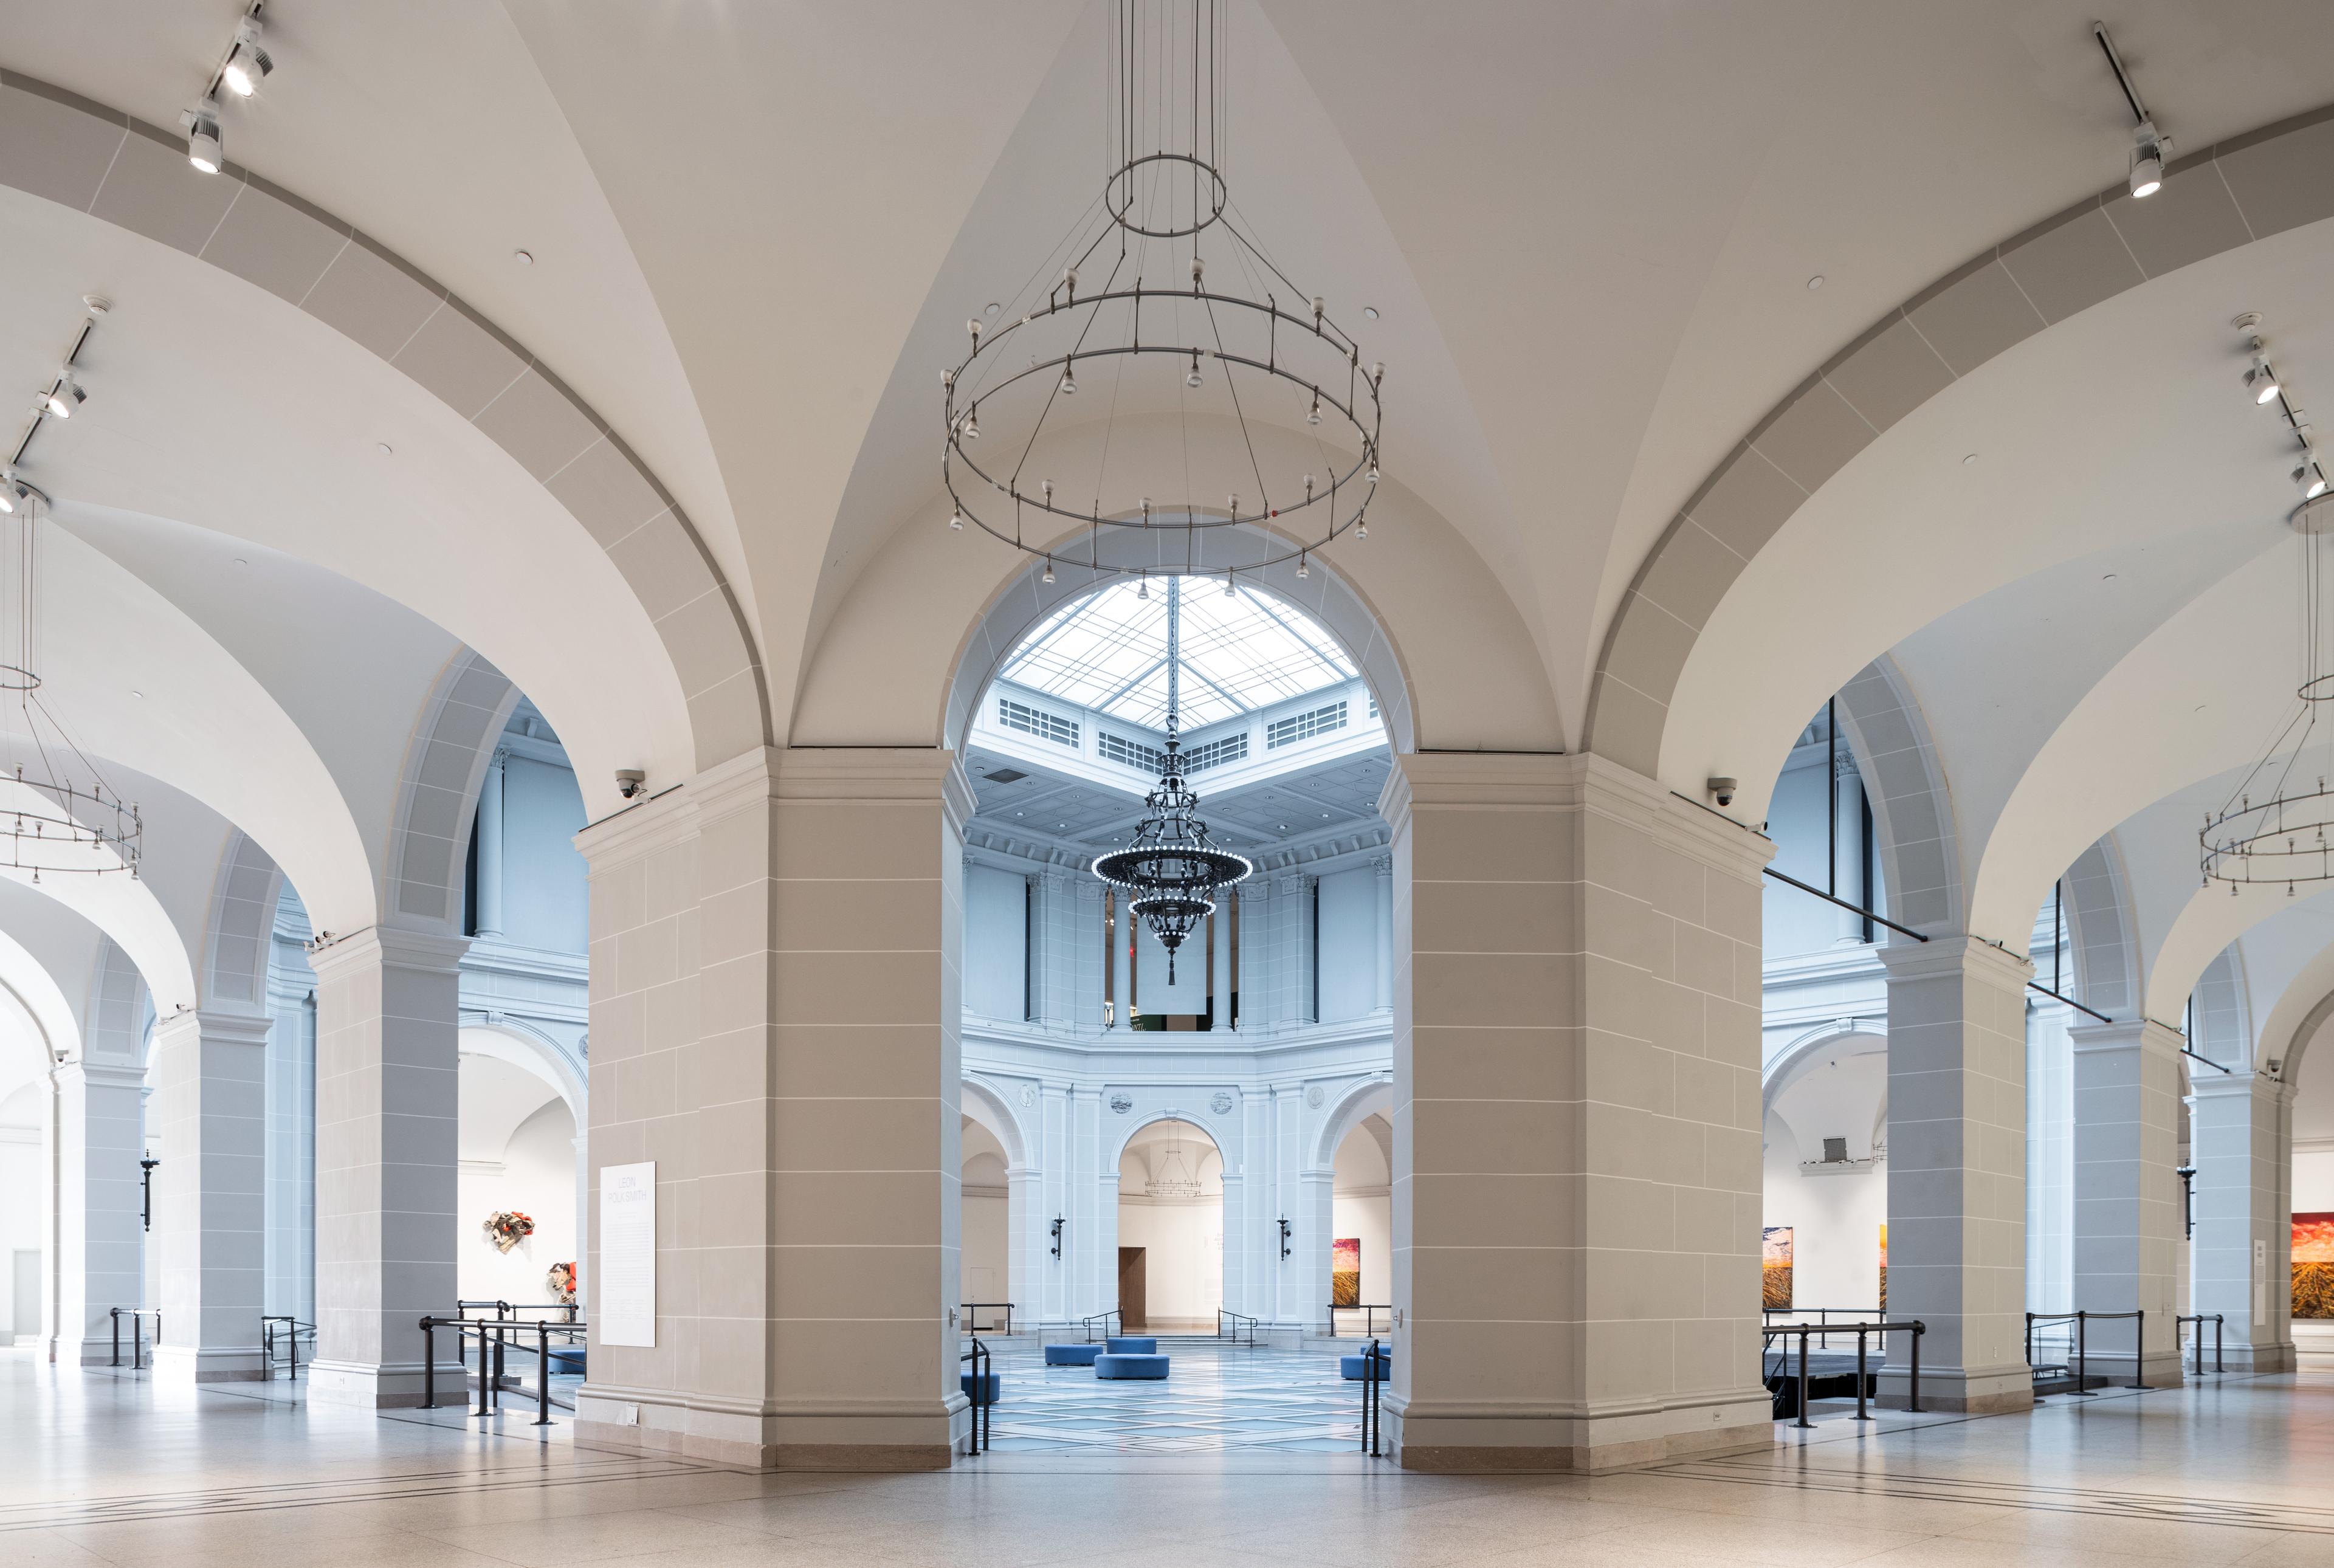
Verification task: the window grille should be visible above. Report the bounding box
[1100,732,1168,774]
[1267,700,1347,749]
[998,697,1079,748]
[1183,733,1248,773]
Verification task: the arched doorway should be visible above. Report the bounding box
[1116,1118,1222,1332]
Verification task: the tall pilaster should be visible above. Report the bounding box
[1211,901,1234,1030]
[1386,752,1770,1471]
[1878,935,2034,1413]
[1373,854,1394,1013]
[307,927,468,1407]
[572,748,972,1470]
[2189,1070,2294,1372]
[150,1009,273,1381]
[476,747,506,938]
[1110,894,1132,1030]
[48,1061,148,1364]
[2068,1017,2183,1385]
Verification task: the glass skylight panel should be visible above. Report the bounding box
[1000,578,1358,730]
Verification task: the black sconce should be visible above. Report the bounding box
[2176,1164,2197,1239]
[140,1151,160,1233]
[1277,1217,1292,1259]
[1050,1216,1065,1259]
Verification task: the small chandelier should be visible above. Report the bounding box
[1092,577,1248,978]
[1146,1124,1204,1199]
[942,0,1383,581]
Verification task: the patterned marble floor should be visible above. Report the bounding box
[969,1338,1371,1454]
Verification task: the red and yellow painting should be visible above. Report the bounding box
[1878,1223,1888,1312]
[2296,1213,2334,1319]
[1761,1226,1793,1310]
[1332,1237,1361,1308]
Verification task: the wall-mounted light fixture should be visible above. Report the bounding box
[1050,1215,1065,1259]
[1277,1217,1292,1259]
[2176,1164,2197,1239]
[140,1152,160,1232]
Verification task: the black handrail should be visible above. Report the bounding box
[1359,1336,1384,1456]
[2026,1309,2150,1396]
[2177,1312,2225,1375]
[419,1313,588,1420]
[1217,1307,1259,1346]
[260,1315,315,1379]
[1081,1308,1121,1343]
[1761,1305,1896,1349]
[1760,1319,1924,1426]
[109,1307,161,1369]
[961,1301,1014,1335]
[1329,1303,1392,1337]
[959,1335,993,1454]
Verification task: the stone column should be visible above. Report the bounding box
[1374,853,1394,1013]
[1878,936,2034,1413]
[48,1061,147,1365]
[2188,1070,2294,1372]
[1385,753,1770,1471]
[1300,1164,1335,1333]
[572,748,971,1469]
[307,928,468,1407]
[150,1009,272,1381]
[2068,1018,2183,1386]
[476,747,506,938]
[1007,1162,1044,1332]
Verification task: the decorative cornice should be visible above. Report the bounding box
[306,926,470,985]
[1875,932,2033,992]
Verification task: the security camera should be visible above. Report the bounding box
[1707,776,1738,807]
[615,769,646,799]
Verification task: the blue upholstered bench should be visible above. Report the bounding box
[1104,1336,1157,1354]
[1095,1353,1169,1380]
[1340,1350,1392,1380]
[960,1369,1002,1403]
[1044,1343,1102,1366]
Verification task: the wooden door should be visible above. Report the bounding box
[1117,1246,1147,1328]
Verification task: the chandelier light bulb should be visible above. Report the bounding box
[1307,391,1322,426]
[1355,520,1368,540]
[1043,558,1055,584]
[1138,577,1149,600]
[1296,552,1309,580]
[948,503,963,531]
[185,98,223,173]
[1059,364,1078,395]
[962,405,979,440]
[1367,455,1380,483]
[1224,571,1236,596]
[1187,351,1203,388]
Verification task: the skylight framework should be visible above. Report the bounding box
[1002,577,1359,730]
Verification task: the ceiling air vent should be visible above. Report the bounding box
[983,768,1028,785]
[1822,1136,1849,1164]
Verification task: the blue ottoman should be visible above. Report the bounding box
[1105,1336,1157,1354]
[1044,1343,1102,1366]
[1340,1351,1392,1380]
[1095,1353,1169,1380]
[960,1370,1002,1404]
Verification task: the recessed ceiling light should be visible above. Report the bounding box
[1961,453,1978,466]
[130,690,143,698]
[2102,573,2118,582]
[1806,275,1825,291]
[513,249,534,266]
[1363,306,1380,320]
[232,557,249,567]
[983,302,1002,318]
[377,442,394,456]
[1277,822,1287,830]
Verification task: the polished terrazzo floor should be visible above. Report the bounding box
[2,1348,2330,1566]
[974,1336,1368,1453]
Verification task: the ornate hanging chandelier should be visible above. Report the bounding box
[2201,314,2334,896]
[0,299,143,882]
[942,0,1384,585]
[1092,577,1249,977]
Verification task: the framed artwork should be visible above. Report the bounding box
[1332,1237,1360,1307]
[2295,1213,2334,1319]
[1762,1226,1792,1310]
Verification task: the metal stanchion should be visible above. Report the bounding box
[535,1323,552,1426]
[2073,1311,2092,1397]
[1794,1331,1813,1430]
[1854,1327,1871,1421]
[420,1318,436,1409]
[2129,1309,2147,1391]
[111,1308,119,1368]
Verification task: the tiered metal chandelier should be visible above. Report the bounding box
[1091,577,1249,977]
[0,300,142,882]
[941,0,1385,585]
[2201,314,2334,896]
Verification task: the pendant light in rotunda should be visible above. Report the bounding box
[1092,577,1249,978]
[1146,1124,1205,1200]
[941,0,1386,585]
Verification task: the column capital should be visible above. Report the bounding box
[150,1007,275,1050]
[306,926,470,985]
[2067,1016,2185,1061]
[2188,1067,2291,1104]
[55,1058,150,1090]
[1875,932,2033,992]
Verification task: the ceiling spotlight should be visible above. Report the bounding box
[43,374,84,419]
[0,471,23,514]
[183,98,223,174]
[221,17,272,97]
[2298,458,2328,500]
[948,502,963,531]
[2248,354,2281,405]
[2129,120,2165,199]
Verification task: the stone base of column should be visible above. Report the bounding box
[46,1335,121,1367]
[307,1357,467,1409]
[574,1385,967,1470]
[1386,1389,1772,1473]
[150,1345,266,1383]
[2201,1339,2294,1374]
[2067,1349,2187,1387]
[1876,1362,2033,1414]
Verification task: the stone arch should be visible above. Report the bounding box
[2060,836,2139,1020]
[386,651,523,933]
[2190,947,2252,1068]
[458,1020,584,1122]
[81,936,151,1067]
[1831,657,1961,938]
[1107,1106,1228,1174]
[1586,101,2334,790]
[960,1075,1031,1170]
[1312,1074,1394,1169]
[942,534,1417,757]
[0,927,80,1068]
[1761,1022,1888,1115]
[0,72,769,773]
[204,831,286,1017]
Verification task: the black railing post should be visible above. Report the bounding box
[2216,1313,2224,1374]
[1908,1321,1923,1414]
[2024,1310,2033,1372]
[535,1324,552,1426]
[134,1311,143,1370]
[2074,1311,2090,1397]
[475,1324,491,1417]
[111,1307,120,1367]
[2130,1308,2147,1391]
[1794,1330,1813,1430]
[421,1318,436,1409]
[1854,1327,1870,1422]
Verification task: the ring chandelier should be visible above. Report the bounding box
[1090,576,1249,978]
[0,298,143,881]
[942,0,1385,586]
[2201,314,2334,896]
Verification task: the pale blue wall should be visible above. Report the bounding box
[965,865,1028,1019]
[500,755,588,952]
[1317,866,1377,1023]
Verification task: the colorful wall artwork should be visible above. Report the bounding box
[1332,1237,1360,1308]
[1761,1226,1792,1309]
[2296,1212,2334,1319]
[1878,1222,1887,1312]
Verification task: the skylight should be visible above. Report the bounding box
[1002,578,1360,731]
